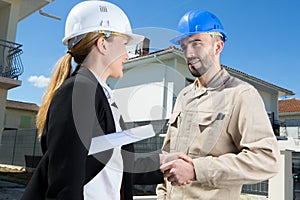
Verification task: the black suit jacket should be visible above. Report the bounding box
[21,67,162,200]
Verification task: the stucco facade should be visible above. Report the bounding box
[4,100,39,130]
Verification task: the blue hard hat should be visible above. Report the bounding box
[170,10,228,45]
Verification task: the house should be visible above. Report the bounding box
[4,99,39,130]
[279,98,300,138]
[0,99,40,167]
[107,45,294,135]
[0,0,55,142]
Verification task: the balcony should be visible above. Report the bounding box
[0,39,24,80]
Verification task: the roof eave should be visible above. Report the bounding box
[125,47,183,69]
[223,65,294,97]
[19,0,55,21]
[279,112,300,116]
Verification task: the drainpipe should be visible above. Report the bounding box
[39,9,61,20]
[154,54,168,119]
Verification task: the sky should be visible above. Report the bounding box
[7,0,300,105]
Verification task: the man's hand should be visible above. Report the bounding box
[160,154,195,186]
[160,152,190,165]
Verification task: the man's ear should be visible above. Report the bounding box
[96,37,106,54]
[215,40,224,55]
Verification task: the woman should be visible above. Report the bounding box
[21,1,163,199]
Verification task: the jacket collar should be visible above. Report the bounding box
[75,66,98,84]
[75,67,113,100]
[204,67,230,90]
[185,68,231,97]
[89,69,113,100]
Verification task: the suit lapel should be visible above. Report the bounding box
[75,67,116,134]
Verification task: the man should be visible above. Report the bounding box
[156,10,280,200]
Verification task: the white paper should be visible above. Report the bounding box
[88,124,155,155]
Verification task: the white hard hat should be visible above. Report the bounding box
[62,0,144,47]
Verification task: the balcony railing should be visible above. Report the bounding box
[0,39,24,79]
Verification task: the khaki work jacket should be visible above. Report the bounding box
[156,68,280,200]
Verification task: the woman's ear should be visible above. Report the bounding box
[96,37,106,54]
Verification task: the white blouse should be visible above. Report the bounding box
[84,69,123,200]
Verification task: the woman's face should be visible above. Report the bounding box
[104,35,129,78]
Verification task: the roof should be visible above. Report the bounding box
[6,100,39,112]
[279,98,300,113]
[127,46,182,63]
[222,65,294,97]
[129,46,294,97]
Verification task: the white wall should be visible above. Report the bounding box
[280,126,300,138]
[112,82,173,122]
[258,90,278,119]
[108,59,187,122]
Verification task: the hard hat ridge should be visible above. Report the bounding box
[170,10,227,45]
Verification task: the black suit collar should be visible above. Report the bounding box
[74,67,99,85]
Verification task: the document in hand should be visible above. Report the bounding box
[88,124,155,155]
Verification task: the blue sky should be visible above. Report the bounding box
[8,0,300,105]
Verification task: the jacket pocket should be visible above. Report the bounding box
[189,112,225,156]
[197,112,215,133]
[198,112,225,132]
[168,111,181,127]
[167,112,181,151]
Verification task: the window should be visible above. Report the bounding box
[20,116,31,128]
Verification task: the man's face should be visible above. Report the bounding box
[180,33,216,77]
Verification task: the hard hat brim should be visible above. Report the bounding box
[62,28,144,47]
[170,30,227,45]
[170,33,193,45]
[126,33,145,46]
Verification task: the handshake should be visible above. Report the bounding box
[159,153,196,186]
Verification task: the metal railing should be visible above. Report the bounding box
[0,39,24,79]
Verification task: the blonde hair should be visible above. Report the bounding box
[36,32,105,137]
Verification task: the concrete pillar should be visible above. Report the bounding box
[0,2,10,40]
[0,0,20,42]
[268,150,293,200]
[0,75,21,144]
[0,88,8,144]
[7,0,21,42]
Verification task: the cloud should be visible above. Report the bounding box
[28,75,50,88]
